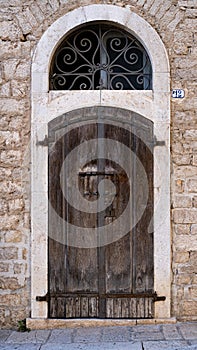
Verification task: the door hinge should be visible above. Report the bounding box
[36,135,49,147]
[36,293,49,302]
[153,136,165,147]
[153,292,166,302]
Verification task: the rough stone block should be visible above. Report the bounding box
[188,286,197,299]
[0,98,26,116]
[15,62,30,80]
[176,275,191,285]
[30,3,45,23]
[0,247,18,260]
[11,81,27,98]
[173,209,197,224]
[0,131,20,148]
[187,179,197,193]
[0,21,22,41]
[191,224,197,234]
[8,199,24,214]
[0,150,22,166]
[175,234,197,251]
[0,82,11,97]
[193,196,197,208]
[0,215,20,230]
[15,12,32,35]
[0,277,21,290]
[0,199,8,214]
[173,154,192,166]
[189,251,197,263]
[0,294,21,305]
[4,231,22,243]
[3,60,19,81]
[173,195,192,208]
[193,154,197,166]
[0,263,9,273]
[174,251,189,263]
[174,224,190,235]
[184,130,197,140]
[174,179,185,193]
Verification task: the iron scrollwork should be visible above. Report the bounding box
[50,23,152,90]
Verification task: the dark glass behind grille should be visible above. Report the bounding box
[50,23,152,90]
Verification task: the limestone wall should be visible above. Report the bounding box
[0,0,196,327]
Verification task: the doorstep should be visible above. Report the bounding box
[26,317,177,329]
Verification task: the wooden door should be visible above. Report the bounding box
[48,109,154,318]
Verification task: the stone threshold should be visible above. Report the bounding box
[26,317,176,329]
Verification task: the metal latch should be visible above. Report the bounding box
[153,292,166,302]
[153,135,165,147]
[36,135,49,147]
[36,293,49,302]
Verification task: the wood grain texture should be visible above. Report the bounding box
[48,107,154,319]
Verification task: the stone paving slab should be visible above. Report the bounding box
[74,327,101,343]
[179,323,197,340]
[101,326,131,342]
[47,329,73,344]
[0,322,197,350]
[0,331,11,342]
[41,341,142,350]
[162,324,183,340]
[131,324,164,341]
[190,341,197,345]
[143,340,190,350]
[6,330,51,344]
[0,344,40,350]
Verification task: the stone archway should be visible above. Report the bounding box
[30,4,171,326]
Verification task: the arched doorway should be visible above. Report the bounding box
[30,4,171,324]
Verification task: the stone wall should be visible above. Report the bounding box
[0,0,196,328]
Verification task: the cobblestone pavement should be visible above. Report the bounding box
[0,322,197,350]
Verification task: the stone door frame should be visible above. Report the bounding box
[31,4,171,321]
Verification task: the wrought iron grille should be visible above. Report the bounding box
[50,23,152,90]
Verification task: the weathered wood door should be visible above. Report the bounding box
[48,107,154,318]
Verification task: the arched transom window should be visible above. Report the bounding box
[50,22,152,90]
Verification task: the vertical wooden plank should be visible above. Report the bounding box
[149,298,154,318]
[66,297,74,318]
[129,298,137,318]
[113,298,122,318]
[144,298,153,318]
[136,298,145,318]
[89,297,98,317]
[132,118,154,294]
[66,124,99,295]
[75,297,81,318]
[81,297,89,317]
[104,124,131,296]
[56,297,65,318]
[106,298,113,318]
[97,122,107,318]
[49,297,56,318]
[121,298,129,318]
